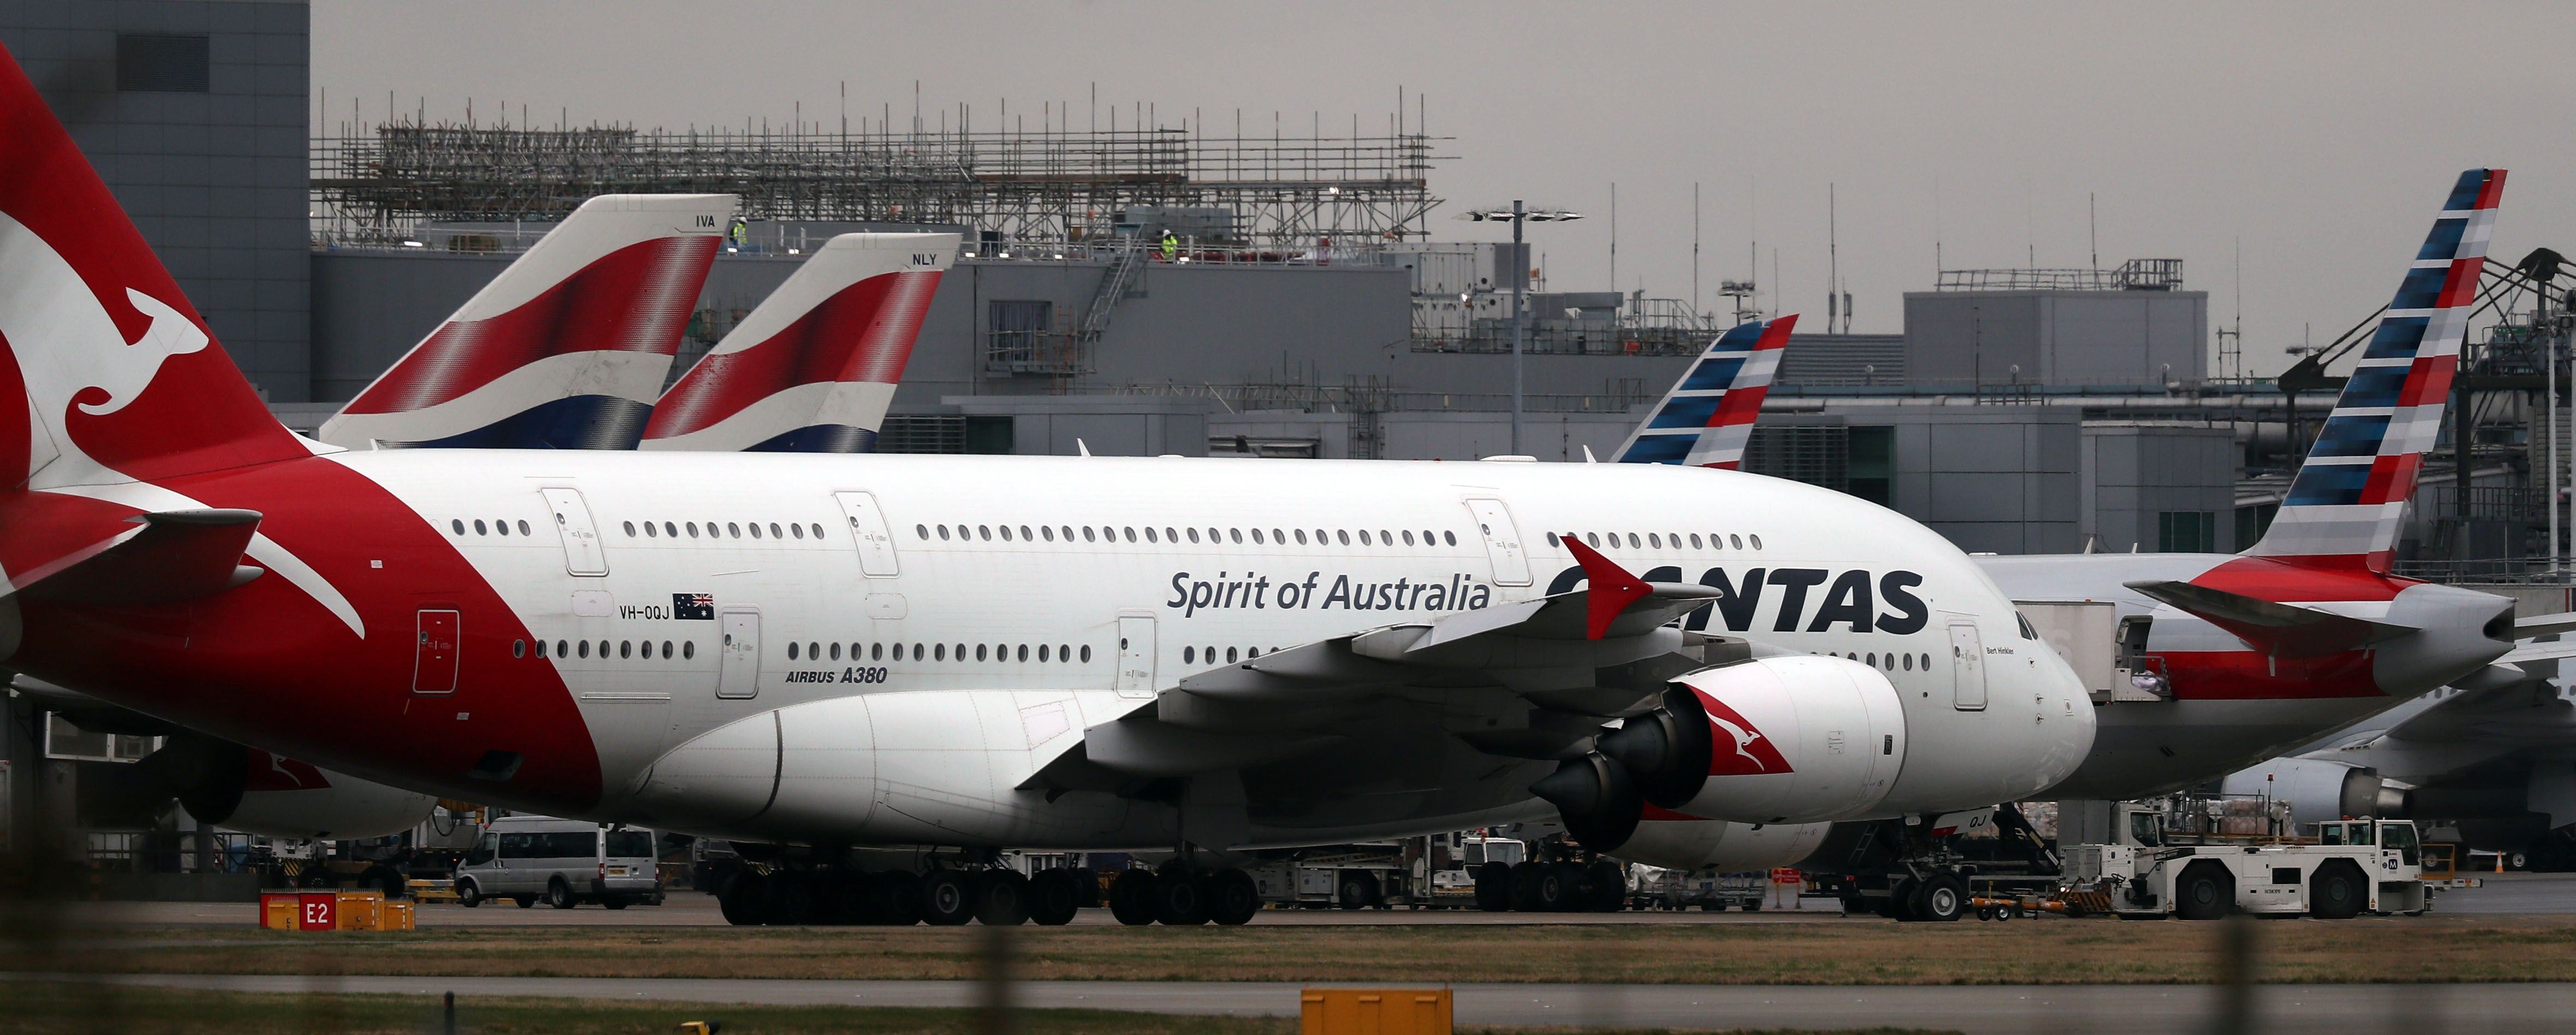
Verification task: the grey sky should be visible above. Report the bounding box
[315,1,2576,374]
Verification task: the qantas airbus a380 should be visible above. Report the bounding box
[0,46,2090,924]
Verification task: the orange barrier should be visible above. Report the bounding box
[1301,988,1452,1034]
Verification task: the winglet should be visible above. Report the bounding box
[1562,535,1652,639]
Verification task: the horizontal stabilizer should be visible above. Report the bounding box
[2125,578,2414,658]
[2517,612,2576,639]
[17,509,262,606]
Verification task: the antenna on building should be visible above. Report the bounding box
[1692,181,1702,320]
[1827,182,1838,333]
[2089,192,2098,272]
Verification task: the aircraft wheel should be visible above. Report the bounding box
[1108,869,1158,926]
[1027,869,1083,926]
[919,870,975,926]
[1473,862,1512,911]
[1153,865,1211,925]
[973,870,1031,926]
[717,871,765,926]
[1207,869,1261,926]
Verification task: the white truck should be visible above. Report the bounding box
[2061,803,2436,919]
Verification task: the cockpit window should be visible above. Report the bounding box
[2017,613,2040,640]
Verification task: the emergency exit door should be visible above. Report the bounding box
[1115,613,1156,699]
[413,609,459,694]
[718,608,761,699]
[833,491,900,577]
[1948,618,1987,711]
[1462,497,1533,586]
[540,487,609,576]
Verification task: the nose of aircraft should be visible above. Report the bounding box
[2374,583,2519,695]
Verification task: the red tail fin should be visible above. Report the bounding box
[0,42,305,490]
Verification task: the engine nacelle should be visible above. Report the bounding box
[149,736,436,840]
[2220,757,2402,828]
[1598,656,1906,824]
[1608,811,1832,873]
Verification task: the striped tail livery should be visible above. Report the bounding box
[1610,314,1794,468]
[2249,168,2504,572]
[318,194,734,451]
[640,232,955,453]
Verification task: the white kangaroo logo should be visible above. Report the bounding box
[77,288,205,415]
[1708,713,1774,772]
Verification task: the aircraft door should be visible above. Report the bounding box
[1948,617,1988,711]
[1462,497,1533,586]
[539,487,609,576]
[1115,612,1156,699]
[412,609,459,694]
[718,608,761,699]
[833,491,900,577]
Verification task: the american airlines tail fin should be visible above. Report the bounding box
[640,233,955,453]
[2247,169,2505,571]
[1610,314,1796,468]
[0,43,305,495]
[317,194,733,451]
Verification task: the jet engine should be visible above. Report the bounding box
[145,735,436,840]
[1609,813,1832,873]
[2219,757,2406,827]
[1534,656,1907,847]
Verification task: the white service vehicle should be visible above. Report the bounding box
[454,816,662,909]
[2062,802,2433,919]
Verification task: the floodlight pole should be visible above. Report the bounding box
[1512,199,1525,456]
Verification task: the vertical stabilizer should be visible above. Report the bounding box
[1611,314,1796,469]
[2249,169,2505,570]
[0,43,305,493]
[318,194,733,450]
[640,233,955,452]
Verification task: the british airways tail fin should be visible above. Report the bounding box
[640,233,955,453]
[0,42,305,493]
[317,194,733,451]
[1610,314,1795,468]
[2247,169,2505,571]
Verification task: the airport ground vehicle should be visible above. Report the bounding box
[454,816,662,909]
[1243,843,1409,908]
[2061,802,2435,918]
[1638,869,1767,911]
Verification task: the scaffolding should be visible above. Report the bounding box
[310,109,1451,249]
[1935,259,2185,293]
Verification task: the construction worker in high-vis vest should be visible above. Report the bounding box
[1160,229,1178,261]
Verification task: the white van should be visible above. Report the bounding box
[454,816,660,908]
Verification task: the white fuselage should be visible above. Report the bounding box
[320,450,2094,849]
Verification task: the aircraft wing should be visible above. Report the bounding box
[2124,579,2416,658]
[2516,612,2576,639]
[1029,538,1739,806]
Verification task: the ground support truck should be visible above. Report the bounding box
[2061,805,2448,919]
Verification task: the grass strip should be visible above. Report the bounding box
[10,915,2576,985]
[0,982,1957,1034]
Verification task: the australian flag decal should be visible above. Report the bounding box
[673,593,715,620]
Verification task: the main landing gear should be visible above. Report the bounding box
[717,866,1103,926]
[1106,862,1261,926]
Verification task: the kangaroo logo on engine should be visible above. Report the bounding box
[1696,691,1794,776]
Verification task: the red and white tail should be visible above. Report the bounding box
[0,43,305,496]
[640,233,955,453]
[2247,168,2504,571]
[317,194,732,451]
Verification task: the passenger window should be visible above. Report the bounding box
[917,524,929,539]
[975,644,987,662]
[1379,530,1392,544]
[1751,535,1763,549]
[643,522,658,538]
[1230,528,1244,544]
[977,525,990,540]
[872,643,884,661]
[1080,645,1092,662]
[1188,528,1201,543]
[1147,527,1161,543]
[1295,529,1309,545]
[577,640,591,659]
[935,644,947,661]
[620,641,632,659]
[1690,534,1703,549]
[789,642,800,660]
[494,519,510,537]
[1060,644,1071,661]
[1730,534,1743,549]
[1184,646,1196,663]
[1402,530,1416,545]
[1226,646,1239,663]
[557,640,569,658]
[1082,526,1097,542]
[1016,644,1029,662]
[450,519,465,536]
[684,641,695,659]
[1124,527,1137,542]
[750,523,764,539]
[1444,531,1457,546]
[1018,525,1031,540]
[914,644,926,661]
[792,523,806,539]
[1359,530,1373,545]
[621,521,635,537]
[729,522,743,538]
[474,520,488,536]
[1585,532,1601,548]
[512,639,526,658]
[689,522,702,538]
[661,641,673,659]
[1041,526,1056,542]
[1251,528,1266,544]
[770,522,782,539]
[499,832,532,859]
[535,640,548,658]
[830,643,842,661]
[1060,526,1075,541]
[938,525,951,540]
